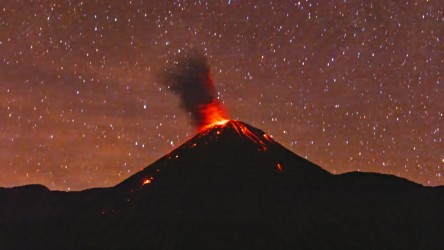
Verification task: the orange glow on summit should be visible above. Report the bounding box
[198,99,229,131]
[163,50,231,133]
[196,120,275,153]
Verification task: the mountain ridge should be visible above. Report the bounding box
[1,120,443,249]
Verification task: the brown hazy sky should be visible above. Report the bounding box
[0,0,443,190]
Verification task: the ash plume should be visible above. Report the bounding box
[161,50,227,130]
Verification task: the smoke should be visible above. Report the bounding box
[161,50,227,130]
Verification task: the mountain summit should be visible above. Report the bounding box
[116,120,329,191]
[1,121,444,249]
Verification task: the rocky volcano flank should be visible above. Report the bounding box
[1,121,444,250]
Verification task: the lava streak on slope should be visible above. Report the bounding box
[194,120,275,152]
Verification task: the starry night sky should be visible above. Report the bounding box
[1,0,443,190]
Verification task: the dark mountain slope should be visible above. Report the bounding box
[0,121,443,250]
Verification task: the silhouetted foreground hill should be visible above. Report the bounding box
[1,121,443,250]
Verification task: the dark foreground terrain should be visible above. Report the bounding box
[1,121,443,249]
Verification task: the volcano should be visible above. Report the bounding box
[1,121,444,250]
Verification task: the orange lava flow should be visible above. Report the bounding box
[229,122,271,151]
[142,178,153,185]
[277,163,283,172]
[199,99,229,131]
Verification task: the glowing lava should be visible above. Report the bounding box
[198,99,229,131]
[196,120,275,152]
[142,178,153,185]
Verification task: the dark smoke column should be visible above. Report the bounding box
[162,50,228,131]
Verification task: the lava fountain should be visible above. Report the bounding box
[162,50,229,132]
[161,50,274,149]
[198,96,229,131]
